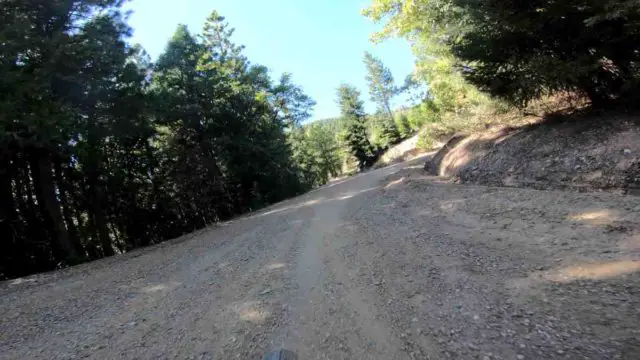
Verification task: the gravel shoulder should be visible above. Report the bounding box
[2,156,640,359]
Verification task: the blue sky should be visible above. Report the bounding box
[124,0,416,120]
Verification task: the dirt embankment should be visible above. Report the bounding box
[424,112,640,194]
[375,134,427,167]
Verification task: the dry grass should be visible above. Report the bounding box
[363,94,586,172]
[415,94,587,152]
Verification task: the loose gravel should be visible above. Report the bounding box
[1,156,639,359]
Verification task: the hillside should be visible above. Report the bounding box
[424,111,640,194]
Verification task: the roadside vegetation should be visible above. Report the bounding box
[0,1,419,279]
[363,0,640,149]
[2,0,639,279]
[0,2,318,279]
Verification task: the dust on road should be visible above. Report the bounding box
[1,156,639,359]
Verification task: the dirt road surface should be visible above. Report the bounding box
[2,156,640,360]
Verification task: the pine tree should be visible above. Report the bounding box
[364,0,640,107]
[337,84,376,170]
[364,52,398,119]
[395,113,412,137]
[380,116,402,147]
[290,123,342,187]
[0,5,316,278]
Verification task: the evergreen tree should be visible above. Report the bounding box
[290,122,342,187]
[337,84,376,169]
[395,113,412,137]
[380,116,402,146]
[364,52,398,119]
[0,5,316,279]
[453,0,640,106]
[364,0,640,107]
[363,52,402,147]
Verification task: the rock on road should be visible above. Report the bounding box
[2,156,640,359]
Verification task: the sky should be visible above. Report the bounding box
[124,0,416,121]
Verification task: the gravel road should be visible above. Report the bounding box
[2,156,640,360]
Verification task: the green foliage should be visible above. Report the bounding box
[363,51,404,148]
[365,0,640,108]
[290,122,342,187]
[337,84,377,170]
[395,113,413,137]
[363,52,398,118]
[363,0,506,145]
[406,101,442,128]
[379,115,402,147]
[0,3,317,279]
[455,0,640,106]
[416,130,435,150]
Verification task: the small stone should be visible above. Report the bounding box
[517,355,525,360]
[624,149,632,156]
[260,288,273,295]
[417,328,423,335]
[557,349,564,355]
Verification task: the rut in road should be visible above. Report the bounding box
[1,155,640,360]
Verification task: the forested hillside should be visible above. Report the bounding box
[0,0,422,279]
[362,0,640,150]
[3,0,640,279]
[0,1,323,279]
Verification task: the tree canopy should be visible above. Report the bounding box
[337,84,377,169]
[364,0,640,107]
[0,1,324,279]
[364,52,397,118]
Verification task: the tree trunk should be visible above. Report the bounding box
[0,153,18,275]
[385,101,394,123]
[16,159,45,243]
[54,159,85,259]
[87,174,114,257]
[0,154,16,233]
[200,140,232,219]
[30,149,78,262]
[84,213,101,260]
